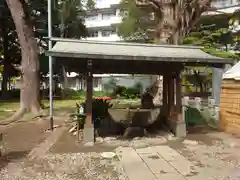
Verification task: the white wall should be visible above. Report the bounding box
[95,0,121,8]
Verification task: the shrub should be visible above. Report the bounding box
[0,89,21,99]
[112,86,127,97]
[93,91,110,97]
[112,85,140,99]
[124,87,141,99]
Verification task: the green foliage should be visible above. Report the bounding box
[91,99,113,119]
[85,0,95,10]
[70,103,86,126]
[103,77,118,92]
[117,0,155,42]
[0,0,94,81]
[202,48,239,59]
[60,88,85,99]
[183,24,239,59]
[93,91,110,97]
[185,106,205,126]
[112,85,141,99]
[183,25,234,49]
[71,97,112,127]
[57,0,89,38]
[73,98,113,127]
[58,89,110,100]
[229,9,240,51]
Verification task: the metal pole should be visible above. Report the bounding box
[48,0,54,130]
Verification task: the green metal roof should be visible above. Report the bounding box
[46,38,232,64]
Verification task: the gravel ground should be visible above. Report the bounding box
[169,133,240,180]
[2,121,240,180]
[0,152,127,180]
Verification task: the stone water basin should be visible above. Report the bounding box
[108,107,161,128]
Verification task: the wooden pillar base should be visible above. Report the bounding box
[83,126,94,146]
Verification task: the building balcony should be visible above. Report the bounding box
[85,16,122,28]
[84,34,122,41]
[95,0,121,9]
[211,0,239,8]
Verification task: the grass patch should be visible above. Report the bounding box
[0,98,141,121]
[0,100,80,120]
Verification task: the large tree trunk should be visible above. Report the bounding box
[59,14,69,98]
[146,3,179,106]
[1,12,10,99]
[61,65,68,89]
[60,65,69,99]
[5,0,41,122]
[1,63,10,100]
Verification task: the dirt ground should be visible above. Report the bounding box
[1,117,240,180]
[49,129,118,154]
[0,121,126,180]
[0,120,51,170]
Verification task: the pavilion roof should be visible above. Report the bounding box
[46,38,232,64]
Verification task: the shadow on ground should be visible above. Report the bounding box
[0,150,29,170]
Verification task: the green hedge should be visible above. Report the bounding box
[0,86,141,100]
[112,85,141,99]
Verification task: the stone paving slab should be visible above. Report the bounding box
[139,153,176,174]
[117,145,197,180]
[154,146,195,176]
[116,147,157,180]
[155,173,186,180]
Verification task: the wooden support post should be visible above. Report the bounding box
[162,74,168,118]
[174,72,186,137]
[167,75,174,118]
[85,71,93,127]
[175,73,182,121]
[83,60,94,146]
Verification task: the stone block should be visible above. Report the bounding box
[168,120,186,138]
[83,127,94,145]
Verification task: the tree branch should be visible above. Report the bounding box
[136,0,161,10]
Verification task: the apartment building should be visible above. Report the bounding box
[84,0,121,41]
[84,0,239,41]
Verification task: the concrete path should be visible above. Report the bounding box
[116,146,191,180]
[116,143,240,180]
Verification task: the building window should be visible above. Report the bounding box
[102,30,115,37]
[119,10,129,18]
[93,78,99,88]
[87,15,98,21]
[102,13,114,20]
[102,31,111,37]
[89,31,98,37]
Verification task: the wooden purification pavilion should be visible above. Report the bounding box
[46,37,232,145]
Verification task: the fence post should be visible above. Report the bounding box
[194,97,202,111]
[214,106,220,122]
[182,96,189,122]
[208,98,215,116]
